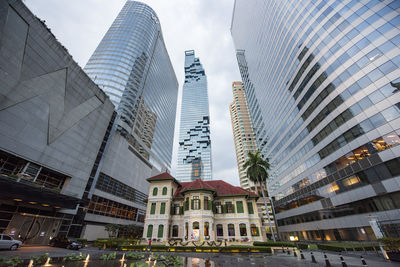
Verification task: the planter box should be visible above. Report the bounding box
[387,252,400,262]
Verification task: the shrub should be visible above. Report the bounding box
[378,238,400,251]
[76,238,87,245]
[94,238,139,248]
[121,244,271,253]
[253,241,295,247]
[296,243,309,249]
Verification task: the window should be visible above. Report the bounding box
[251,224,259,236]
[193,196,200,210]
[172,225,179,237]
[204,197,209,210]
[185,222,189,237]
[204,222,209,236]
[215,202,222,213]
[147,225,153,238]
[150,203,156,214]
[162,187,167,195]
[185,197,189,210]
[226,202,234,213]
[157,225,164,238]
[236,201,244,213]
[160,202,166,214]
[228,224,235,236]
[174,204,180,215]
[239,223,247,236]
[217,224,223,236]
[2,235,11,240]
[152,187,158,196]
[193,221,199,230]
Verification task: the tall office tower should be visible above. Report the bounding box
[176,50,212,182]
[229,81,258,191]
[230,81,275,239]
[82,1,178,239]
[232,0,400,241]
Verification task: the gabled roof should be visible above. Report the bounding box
[146,172,180,185]
[173,178,258,199]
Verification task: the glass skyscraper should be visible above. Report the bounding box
[232,0,400,241]
[176,50,212,181]
[81,1,178,239]
[85,1,178,170]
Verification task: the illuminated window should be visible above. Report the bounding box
[204,222,209,236]
[239,223,247,236]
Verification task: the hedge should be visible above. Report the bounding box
[93,238,139,248]
[296,243,309,249]
[253,241,296,247]
[317,243,379,252]
[120,245,271,253]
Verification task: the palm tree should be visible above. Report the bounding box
[243,151,276,242]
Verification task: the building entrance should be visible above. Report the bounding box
[5,213,62,245]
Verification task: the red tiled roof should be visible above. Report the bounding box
[173,178,257,198]
[147,172,179,183]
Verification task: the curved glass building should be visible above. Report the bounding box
[176,50,212,182]
[85,1,178,170]
[232,0,400,240]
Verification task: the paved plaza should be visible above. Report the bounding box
[1,246,399,266]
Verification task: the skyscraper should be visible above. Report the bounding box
[176,50,212,182]
[82,1,179,239]
[85,1,178,171]
[230,81,275,239]
[229,81,258,191]
[232,0,400,241]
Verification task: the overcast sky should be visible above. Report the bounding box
[26,0,242,186]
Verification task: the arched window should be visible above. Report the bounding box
[158,224,164,238]
[204,222,209,236]
[147,225,153,238]
[193,221,199,229]
[251,224,259,236]
[239,223,247,236]
[172,225,179,237]
[152,187,158,196]
[162,187,168,195]
[216,224,223,236]
[228,224,235,236]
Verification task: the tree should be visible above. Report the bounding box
[243,151,276,241]
[104,224,119,238]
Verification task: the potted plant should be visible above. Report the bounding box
[205,236,210,240]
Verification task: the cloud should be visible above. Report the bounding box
[26,0,242,186]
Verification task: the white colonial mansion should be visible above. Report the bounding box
[142,172,265,243]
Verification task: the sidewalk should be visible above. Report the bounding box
[272,248,400,267]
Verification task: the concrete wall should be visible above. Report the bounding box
[0,1,114,200]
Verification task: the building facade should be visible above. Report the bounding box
[81,1,179,239]
[0,0,114,244]
[229,81,276,239]
[142,172,264,243]
[176,50,212,182]
[230,81,259,191]
[232,0,400,241]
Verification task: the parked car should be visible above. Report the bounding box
[49,236,83,250]
[0,234,22,250]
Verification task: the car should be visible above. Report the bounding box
[0,234,22,250]
[49,236,83,250]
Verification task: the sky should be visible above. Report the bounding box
[26,0,242,186]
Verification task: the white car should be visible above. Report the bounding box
[0,235,22,250]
